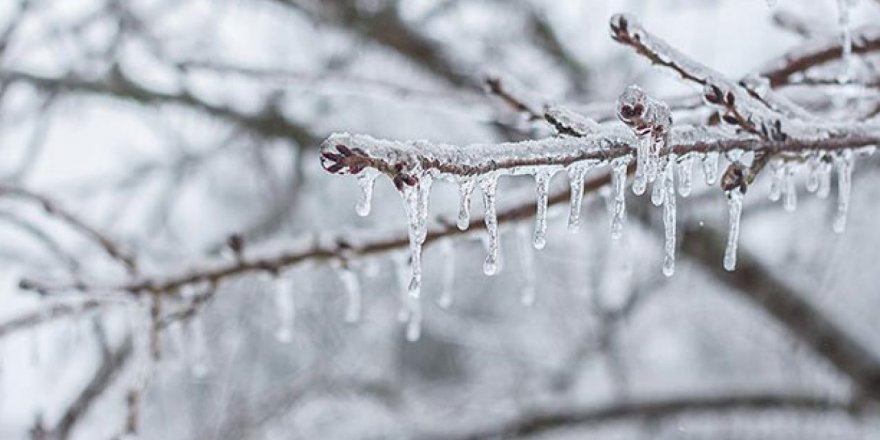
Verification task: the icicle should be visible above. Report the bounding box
[188,316,210,378]
[662,156,677,277]
[567,162,592,231]
[806,156,821,193]
[702,151,719,186]
[833,150,854,233]
[481,175,500,275]
[457,178,476,230]
[632,136,650,195]
[517,226,537,305]
[650,177,665,206]
[437,240,455,308]
[355,170,378,217]
[817,159,833,199]
[783,165,797,212]
[837,0,856,82]
[339,266,362,323]
[609,159,628,240]
[533,170,554,249]
[677,155,694,197]
[400,175,432,299]
[273,277,295,343]
[723,189,744,272]
[768,161,783,202]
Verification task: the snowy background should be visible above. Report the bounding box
[1,0,880,438]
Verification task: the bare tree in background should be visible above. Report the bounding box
[2,0,880,439]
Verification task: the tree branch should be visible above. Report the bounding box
[423,391,857,440]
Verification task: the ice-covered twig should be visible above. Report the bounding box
[760,25,880,87]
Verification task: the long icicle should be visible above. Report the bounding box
[533,170,554,249]
[457,177,476,230]
[833,150,854,233]
[610,158,628,239]
[662,155,677,277]
[481,175,500,275]
[723,188,744,272]
[567,162,591,231]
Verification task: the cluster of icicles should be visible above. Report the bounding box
[339,143,862,341]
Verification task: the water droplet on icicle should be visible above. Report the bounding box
[338,266,362,323]
[677,155,694,197]
[609,159,629,240]
[567,162,593,231]
[702,151,719,186]
[273,277,295,343]
[662,156,677,277]
[437,240,455,309]
[517,226,537,306]
[833,150,854,233]
[457,178,476,231]
[650,176,665,207]
[533,170,555,249]
[480,175,500,275]
[355,171,378,216]
[783,165,797,212]
[724,188,744,272]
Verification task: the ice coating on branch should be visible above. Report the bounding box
[617,85,671,196]
[457,178,475,230]
[517,226,537,306]
[611,14,827,140]
[768,161,783,202]
[438,240,455,309]
[355,170,378,216]
[724,189,744,272]
[782,165,797,212]
[544,104,601,136]
[609,158,629,239]
[481,175,500,275]
[662,156,677,276]
[339,266,362,323]
[702,151,719,186]
[677,155,694,197]
[567,161,594,231]
[533,170,557,249]
[833,150,854,233]
[274,276,295,343]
